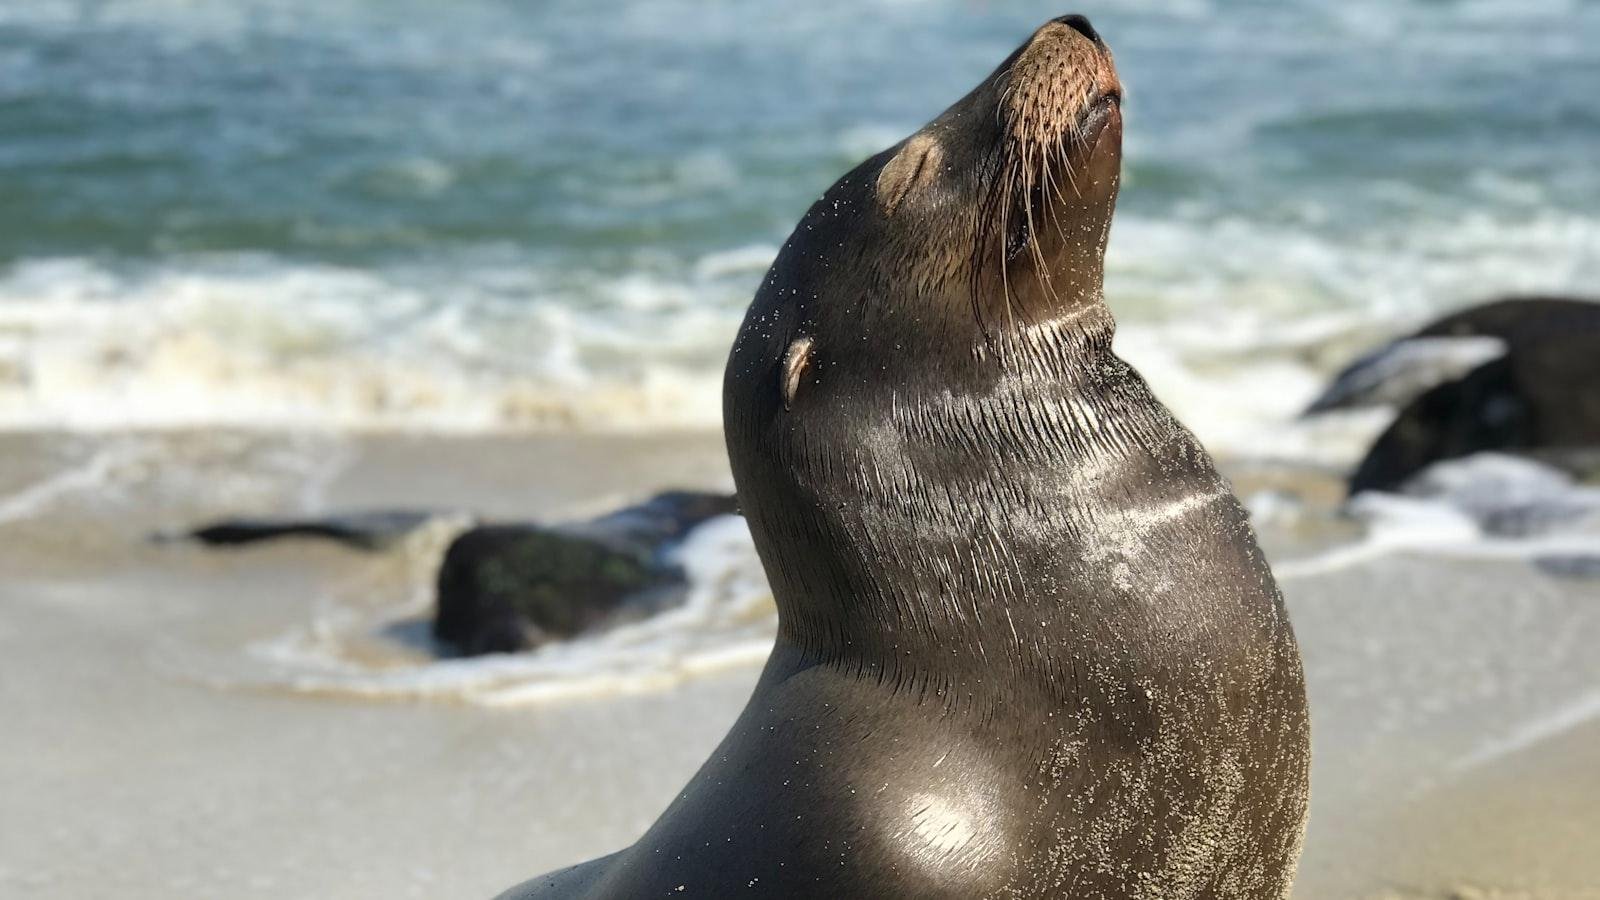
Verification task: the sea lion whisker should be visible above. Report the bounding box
[1040,152,1074,245]
[998,165,1020,335]
[1022,178,1057,310]
[970,146,1011,344]
[998,80,1020,127]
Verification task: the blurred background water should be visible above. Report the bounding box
[1,0,1597,436]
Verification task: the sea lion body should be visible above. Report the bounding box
[501,15,1308,899]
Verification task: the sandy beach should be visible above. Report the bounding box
[0,429,1595,899]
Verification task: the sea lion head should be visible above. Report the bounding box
[725,15,1128,658]
[873,13,1124,337]
[731,14,1122,393]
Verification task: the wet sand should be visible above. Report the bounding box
[1,430,1596,898]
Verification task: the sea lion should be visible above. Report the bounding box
[500,14,1309,899]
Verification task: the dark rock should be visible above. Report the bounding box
[432,526,669,655]
[1349,328,1600,494]
[170,491,741,657]
[431,491,738,656]
[1305,296,1600,416]
[164,510,443,551]
[1412,296,1600,343]
[1534,555,1600,580]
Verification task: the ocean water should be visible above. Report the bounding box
[1,0,1597,439]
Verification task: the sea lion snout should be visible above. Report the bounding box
[1051,14,1104,46]
[859,15,1126,341]
[1006,14,1122,148]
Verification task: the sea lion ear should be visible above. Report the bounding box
[781,335,814,410]
[876,133,943,216]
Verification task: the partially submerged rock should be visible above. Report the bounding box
[1348,330,1600,494]
[1304,297,1600,494]
[164,510,443,551]
[431,525,668,655]
[170,491,740,657]
[1305,296,1600,416]
[432,491,738,656]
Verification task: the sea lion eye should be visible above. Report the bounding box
[876,134,943,216]
[1004,180,1051,261]
[1005,214,1032,261]
[781,335,814,409]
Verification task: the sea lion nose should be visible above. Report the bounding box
[1052,14,1103,45]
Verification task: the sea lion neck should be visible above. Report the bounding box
[726,303,1210,696]
[718,16,1187,693]
[718,19,1157,690]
